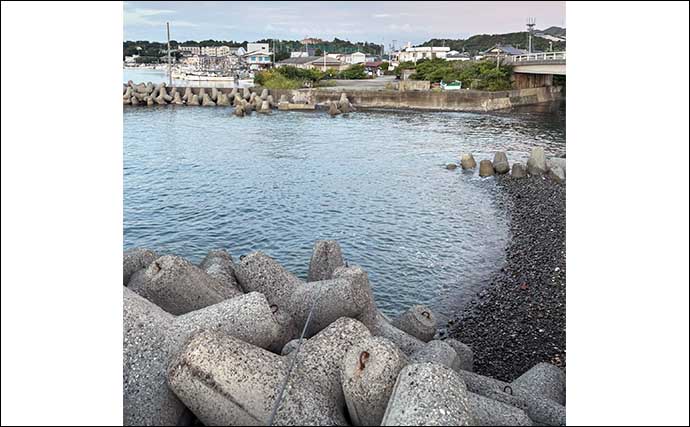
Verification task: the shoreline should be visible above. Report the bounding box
[444,174,566,382]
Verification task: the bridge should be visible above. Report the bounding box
[505,52,566,88]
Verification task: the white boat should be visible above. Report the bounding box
[172,71,235,82]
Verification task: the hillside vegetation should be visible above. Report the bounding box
[419,28,566,55]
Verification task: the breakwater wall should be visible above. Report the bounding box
[124,240,566,426]
[124,81,562,112]
[269,85,563,112]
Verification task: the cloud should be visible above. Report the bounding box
[124,7,179,27]
[373,14,391,18]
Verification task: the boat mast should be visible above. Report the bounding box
[166,22,172,86]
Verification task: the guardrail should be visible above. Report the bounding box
[508,52,566,62]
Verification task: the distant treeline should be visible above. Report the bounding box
[418,31,566,55]
[123,38,383,63]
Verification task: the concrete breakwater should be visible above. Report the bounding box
[124,240,566,426]
[270,85,563,112]
[449,147,567,183]
[123,80,562,112]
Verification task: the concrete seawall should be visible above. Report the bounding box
[266,86,563,112]
[131,85,564,112]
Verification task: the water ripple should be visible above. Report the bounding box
[124,102,565,320]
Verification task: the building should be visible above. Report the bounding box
[446,51,471,61]
[246,43,270,54]
[291,47,316,58]
[364,61,384,76]
[179,45,201,55]
[483,44,527,58]
[200,45,232,57]
[349,52,366,64]
[276,55,348,72]
[243,51,272,69]
[124,54,140,64]
[397,46,450,62]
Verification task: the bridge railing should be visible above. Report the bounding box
[508,52,566,62]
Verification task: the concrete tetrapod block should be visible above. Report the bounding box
[332,265,426,356]
[328,102,342,116]
[216,92,230,106]
[467,392,532,426]
[381,362,472,426]
[198,249,242,298]
[392,304,437,342]
[341,336,408,426]
[280,338,300,356]
[479,160,495,177]
[128,255,231,315]
[181,87,193,102]
[548,165,566,183]
[511,362,565,405]
[444,338,474,372]
[493,152,510,174]
[546,157,566,175]
[124,288,291,426]
[167,317,371,426]
[511,162,527,178]
[188,94,200,106]
[408,340,459,370]
[461,153,477,169]
[527,147,547,175]
[289,275,371,336]
[260,88,269,100]
[123,248,158,286]
[201,93,216,106]
[236,252,371,338]
[171,290,293,353]
[457,368,566,426]
[258,100,271,113]
[123,288,183,426]
[307,239,345,282]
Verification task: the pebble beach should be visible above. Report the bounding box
[446,174,566,382]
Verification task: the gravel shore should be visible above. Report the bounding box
[445,175,566,382]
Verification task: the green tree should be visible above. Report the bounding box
[337,64,366,79]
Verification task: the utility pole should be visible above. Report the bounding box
[526,17,536,54]
[166,22,172,86]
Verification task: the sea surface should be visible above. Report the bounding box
[124,102,565,319]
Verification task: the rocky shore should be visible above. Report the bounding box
[446,174,566,382]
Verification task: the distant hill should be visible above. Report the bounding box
[541,26,566,38]
[418,28,566,55]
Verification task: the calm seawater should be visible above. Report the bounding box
[124,102,565,319]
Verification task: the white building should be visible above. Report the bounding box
[350,52,366,64]
[124,54,140,63]
[397,46,450,62]
[246,43,270,54]
[200,45,231,57]
[446,50,471,61]
[179,45,201,55]
[244,50,273,69]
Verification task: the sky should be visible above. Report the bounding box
[124,1,565,46]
